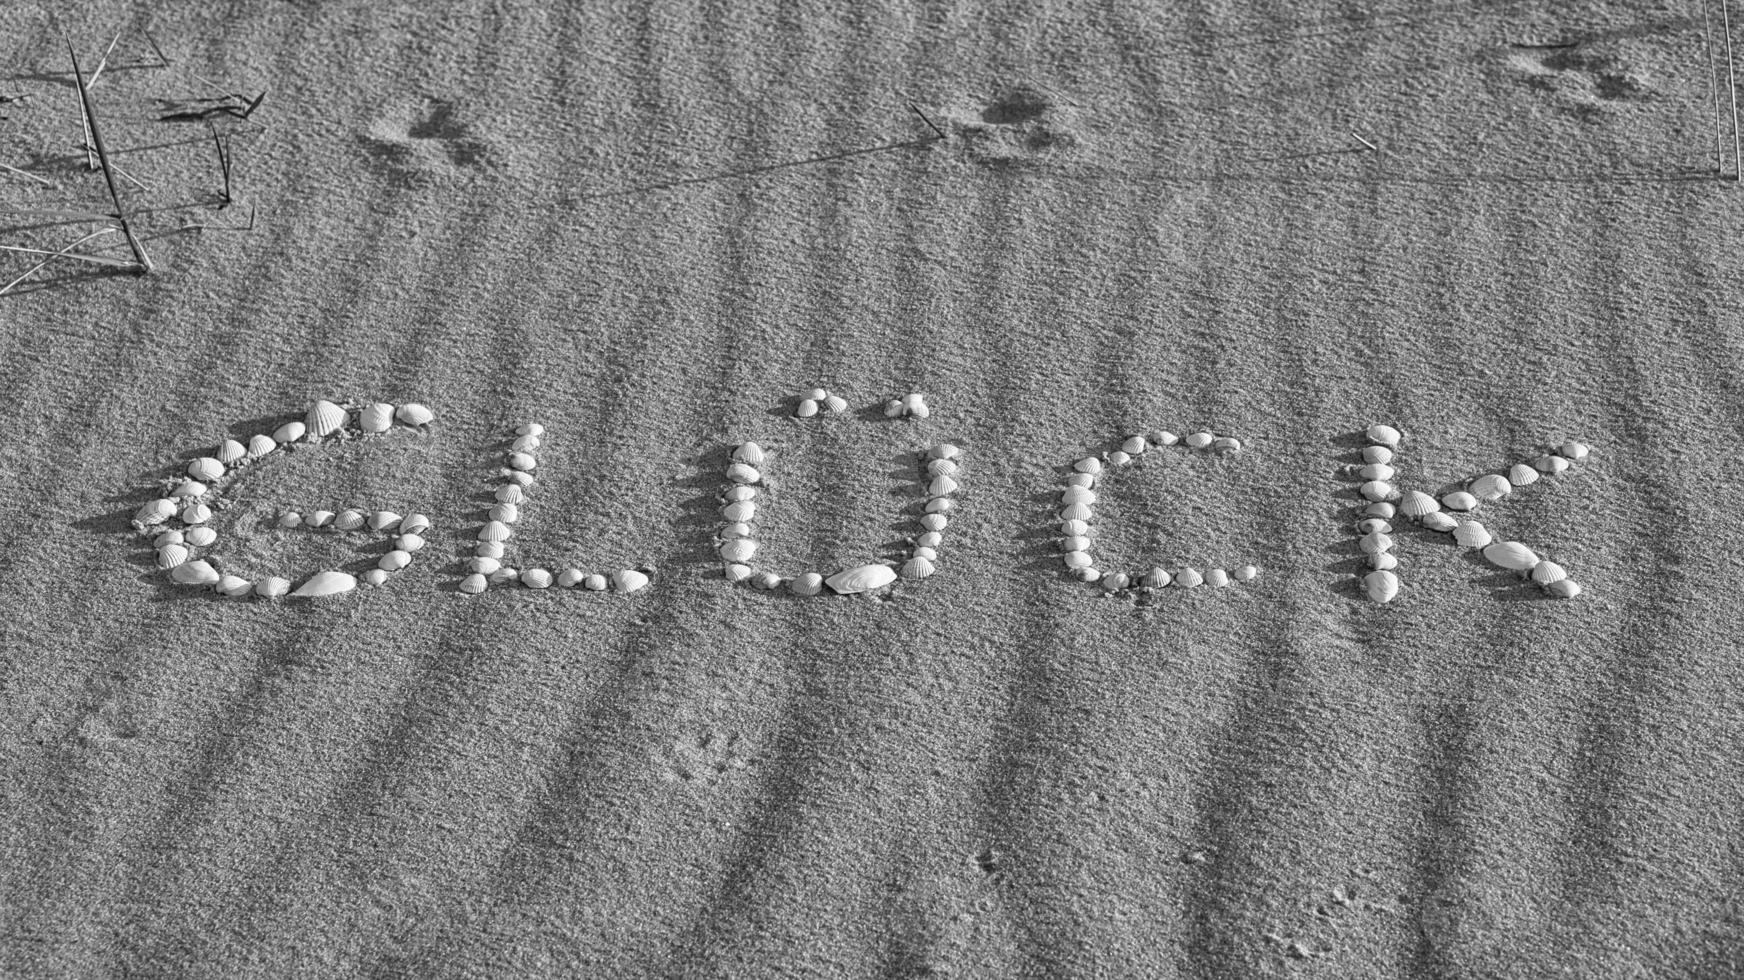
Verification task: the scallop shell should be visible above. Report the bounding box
[1508,463,1539,488]
[1362,445,1394,465]
[396,533,425,552]
[308,510,335,528]
[489,503,520,524]
[797,398,820,418]
[1358,519,1392,535]
[471,556,502,575]
[507,452,536,471]
[488,567,520,585]
[557,568,585,588]
[187,457,224,482]
[396,403,434,427]
[1234,565,1259,582]
[179,503,211,525]
[750,571,781,589]
[901,556,936,580]
[1213,437,1242,454]
[278,511,302,529]
[255,576,291,598]
[1545,579,1582,598]
[154,530,184,548]
[512,434,541,452]
[1060,486,1096,506]
[1366,424,1402,448]
[247,434,277,459]
[804,387,828,402]
[916,532,943,549]
[790,572,825,596]
[927,459,958,478]
[929,444,962,461]
[721,522,753,539]
[1058,519,1089,537]
[721,501,755,523]
[1184,432,1213,449]
[478,521,512,542]
[521,568,553,589]
[1364,502,1397,519]
[459,574,488,595]
[920,514,948,532]
[826,563,897,594]
[1421,512,1459,533]
[1369,552,1399,571]
[733,442,765,466]
[1101,572,1130,592]
[1073,457,1102,475]
[1063,551,1092,570]
[291,569,356,598]
[495,485,526,504]
[1152,431,1179,446]
[825,395,849,413]
[1358,463,1395,482]
[1059,503,1093,522]
[400,514,431,535]
[1141,567,1172,588]
[719,539,756,563]
[723,487,758,507]
[475,542,505,560]
[1206,568,1231,587]
[884,399,904,418]
[912,546,938,561]
[1363,569,1400,603]
[156,544,190,569]
[902,393,930,418]
[726,462,761,485]
[1469,474,1512,502]
[612,569,651,593]
[1359,532,1395,556]
[928,475,959,497]
[1530,560,1568,585]
[583,574,608,591]
[1174,567,1204,588]
[1482,541,1539,571]
[170,560,220,587]
[272,421,305,444]
[216,439,248,465]
[369,511,401,532]
[379,550,412,572]
[334,510,366,531]
[1359,481,1398,503]
[1074,567,1102,583]
[359,403,393,434]
[1107,451,1132,467]
[1451,521,1493,549]
[361,569,389,587]
[172,480,207,498]
[1061,535,1091,553]
[1066,473,1095,489]
[516,423,545,437]
[1399,491,1440,519]
[306,400,347,439]
[1441,491,1478,512]
[185,526,218,548]
[1558,441,1590,462]
[219,575,253,598]
[1121,436,1148,455]
[724,563,753,583]
[1533,454,1571,474]
[134,498,177,526]
[505,471,534,488]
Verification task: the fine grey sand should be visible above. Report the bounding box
[6,1,1744,976]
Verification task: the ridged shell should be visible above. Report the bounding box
[521,568,553,589]
[1359,532,1395,556]
[488,567,520,585]
[156,544,190,569]
[1558,441,1589,462]
[475,541,505,560]
[557,568,585,588]
[1508,463,1539,487]
[721,501,755,523]
[726,462,760,485]
[507,452,536,471]
[512,434,541,452]
[187,457,224,482]
[400,514,430,535]
[916,532,943,548]
[471,556,501,575]
[516,423,545,437]
[1441,491,1478,512]
[723,486,755,503]
[902,393,930,418]
[1358,463,1396,482]
[1066,473,1095,489]
[1422,512,1459,533]
[179,503,211,524]
[724,563,753,583]
[928,475,959,497]
[395,403,434,427]
[185,527,217,547]
[278,511,302,529]
[1451,521,1492,548]
[308,510,335,528]
[1061,535,1091,553]
[170,560,220,587]
[1358,519,1392,535]
[1206,568,1231,587]
[396,533,425,552]
[217,439,248,465]
[1063,551,1092,570]
[489,503,520,524]
[1213,437,1242,454]
[1545,578,1582,598]
[901,556,936,580]
[1152,431,1179,446]
[912,546,938,561]
[1533,454,1570,474]
[219,575,253,598]
[1073,457,1102,475]
[787,572,824,596]
[361,569,388,587]
[1359,480,1398,503]
[1366,424,1402,448]
[719,539,756,563]
[824,394,849,414]
[478,521,512,542]
[1362,446,1394,465]
[1174,567,1204,588]
[459,573,487,595]
[172,480,207,498]
[1469,474,1512,502]
[1121,436,1148,455]
[1107,450,1131,466]
[1530,560,1568,585]
[1141,567,1171,588]
[883,399,903,418]
[379,550,411,571]
[920,514,948,532]
[134,498,177,526]
[369,511,401,532]
[927,458,958,477]
[797,398,819,418]
[826,563,897,594]
[751,571,781,589]
[1234,565,1259,582]
[495,485,525,504]
[1399,491,1439,519]
[1363,569,1399,603]
[306,400,346,438]
[1061,487,1096,506]
[1074,567,1101,583]
[359,402,394,434]
[721,522,753,539]
[1483,541,1539,571]
[272,421,305,444]
[1184,432,1213,449]
[1059,503,1092,522]
[1365,502,1397,519]
[1059,519,1089,537]
[612,569,650,593]
[1369,552,1399,571]
[292,569,356,597]
[247,434,277,459]
[1101,572,1130,591]
[583,574,608,591]
[154,530,184,548]
[334,509,366,531]
[733,442,765,466]
[255,576,291,598]
[929,444,962,461]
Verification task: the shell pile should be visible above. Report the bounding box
[883,393,931,419]
[718,440,962,596]
[133,398,435,599]
[1055,429,1259,596]
[793,387,850,418]
[1348,426,1589,603]
[457,423,652,596]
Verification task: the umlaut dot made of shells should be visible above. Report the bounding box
[1056,429,1260,596]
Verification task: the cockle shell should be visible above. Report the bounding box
[1508,463,1539,487]
[557,568,585,588]
[507,452,536,471]
[292,569,355,597]
[489,503,519,524]
[306,400,346,439]
[471,556,501,575]
[733,442,765,466]
[1061,487,1096,506]
[721,522,753,539]
[1358,519,1392,535]
[219,575,252,599]
[134,498,177,526]
[797,398,820,418]
[826,563,896,594]
[396,403,434,427]
[1422,512,1459,533]
[475,542,505,561]
[496,485,525,504]
[1059,519,1089,537]
[726,463,760,485]
[920,514,948,532]
[1108,450,1131,466]
[1234,565,1259,582]
[902,393,930,418]
[1483,541,1539,571]
[719,539,756,563]
[721,501,755,523]
[1066,473,1095,489]
[517,423,545,437]
[334,510,366,531]
[1101,572,1130,591]
[1469,475,1512,502]
[1061,535,1091,553]
[1362,446,1394,465]
[278,511,302,529]
[1358,463,1395,482]
[459,573,487,595]
[1213,437,1242,454]
[583,574,608,591]
[1206,568,1231,587]
[379,550,411,571]
[927,458,958,478]
[170,560,220,587]
[172,480,207,498]
[1441,491,1478,512]
[187,457,224,482]
[272,421,305,444]
[912,546,938,561]
[1452,521,1492,548]
[478,521,511,542]
[504,471,534,488]
[248,434,277,459]
[1174,567,1204,588]
[724,564,752,583]
[521,568,553,589]
[782,572,820,596]
[156,544,190,569]
[1370,552,1399,571]
[1059,503,1093,522]
[1359,532,1395,556]
[369,511,401,532]
[612,569,650,593]
[396,533,425,552]
[512,434,541,452]
[1363,569,1399,603]
[361,569,389,587]
[1366,424,1402,448]
[217,439,247,465]
[928,476,959,497]
[1121,436,1148,455]
[901,556,936,579]
[1359,481,1398,503]
[1184,432,1213,449]
[724,486,756,503]
[883,399,903,418]
[1530,560,1568,585]
[1545,579,1582,598]
[929,444,962,461]
[400,514,430,536]
[154,529,184,547]
[824,394,849,414]
[916,531,943,548]
[180,503,211,524]
[751,571,781,589]
[1399,491,1439,519]
[185,526,217,547]
[1533,454,1570,474]
[255,576,291,598]
[1153,431,1179,446]
[1074,567,1101,583]
[1074,457,1102,475]
[1063,551,1092,570]
[1365,502,1397,519]
[359,403,394,434]
[488,567,520,585]
[308,510,335,528]
[1559,441,1590,462]
[1141,567,1171,588]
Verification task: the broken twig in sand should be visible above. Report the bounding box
[0,162,52,187]
[67,40,152,273]
[86,30,124,89]
[1352,132,1378,153]
[209,120,232,206]
[0,228,124,296]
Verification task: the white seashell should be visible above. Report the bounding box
[179,502,211,524]
[396,403,434,427]
[825,563,897,594]
[1442,491,1478,512]
[1058,519,1089,537]
[1061,536,1091,553]
[219,574,252,598]
[1101,572,1130,592]
[1359,481,1398,503]
[1508,463,1539,487]
[134,498,177,526]
[459,573,488,595]
[1107,450,1131,466]
[359,403,393,434]
[255,576,291,598]
[247,433,277,459]
[612,569,650,593]
[733,442,765,466]
[1364,502,1397,519]
[719,539,756,563]
[507,452,536,471]
[804,387,828,402]
[399,514,430,536]
[1452,521,1492,548]
[1074,567,1101,583]
[369,511,401,532]
[927,458,958,478]
[557,568,585,588]
[1184,432,1213,449]
[1364,569,1399,603]
[1558,441,1590,462]
[505,471,534,488]
[1121,436,1148,455]
[156,544,190,569]
[1059,503,1092,522]
[920,514,948,532]
[512,434,541,452]
[1234,565,1259,582]
[1530,561,1568,585]
[185,526,217,548]
[1534,454,1570,474]
[172,480,207,498]
[901,556,936,579]
[379,550,412,572]
[1074,457,1102,475]
[721,501,755,523]
[291,570,356,597]
[884,399,904,418]
[489,503,520,524]
[478,521,512,542]
[1399,491,1440,519]
[1153,431,1179,446]
[926,498,955,516]
[1359,532,1395,556]
[1469,474,1512,502]
[216,439,247,465]
[1141,567,1171,588]
[929,444,962,461]
[928,475,959,497]
[278,511,302,529]
[1174,567,1204,588]
[797,398,820,418]
[1362,446,1393,465]
[1370,552,1399,571]
[721,522,754,539]
[1213,437,1242,454]
[1060,486,1096,506]
[1206,568,1231,587]
[1366,424,1402,448]
[912,546,938,561]
[1483,541,1539,571]
[308,510,335,528]
[724,563,753,583]
[902,393,930,418]
[790,572,826,595]
[1063,551,1093,570]
[496,485,526,504]
[1066,473,1095,489]
[154,530,184,548]
[170,560,220,587]
[583,573,608,591]
[726,462,760,485]
[334,510,366,531]
[1358,463,1395,482]
[475,541,505,560]
[471,556,501,575]
[306,400,346,439]
[516,423,544,437]
[916,532,943,549]
[272,421,305,444]
[724,488,756,505]
[187,457,224,482]
[488,567,520,586]
[396,533,425,552]
[824,394,849,414]
[1545,579,1582,598]
[1422,512,1459,533]
[1358,519,1392,535]
[361,569,388,587]
[521,568,553,589]
[751,571,782,590]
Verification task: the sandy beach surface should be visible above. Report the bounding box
[5,1,1744,976]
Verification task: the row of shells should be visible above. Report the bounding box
[717,440,961,595]
[457,424,651,595]
[1057,429,1258,593]
[1351,424,1586,602]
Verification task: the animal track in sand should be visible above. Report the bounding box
[1508,43,1655,119]
[949,85,1083,166]
[359,99,492,179]
[662,731,752,785]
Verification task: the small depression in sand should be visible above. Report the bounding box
[949,85,1084,166]
[358,98,494,181]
